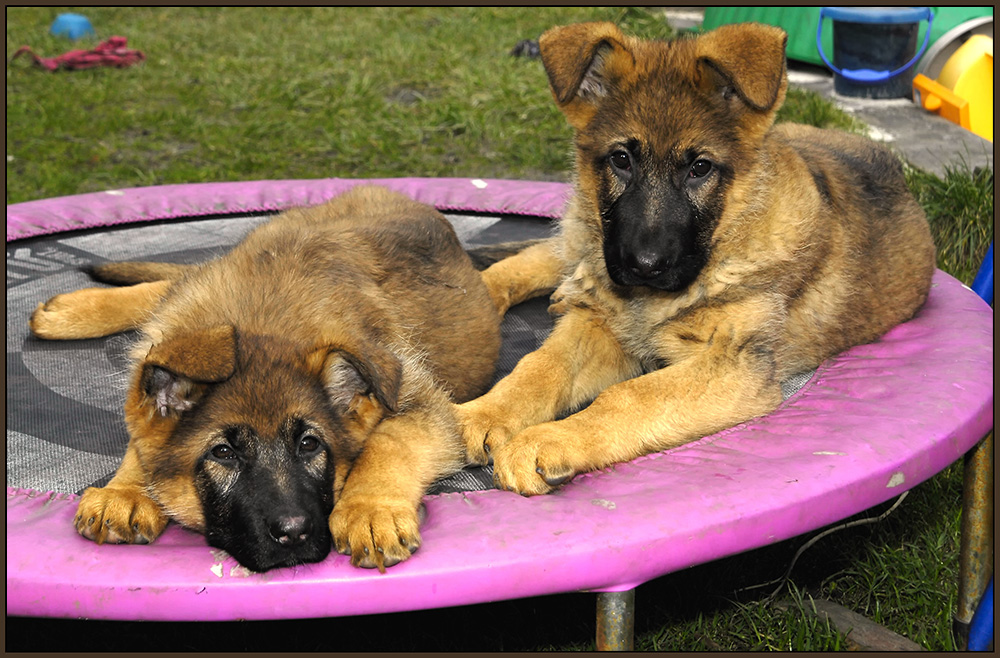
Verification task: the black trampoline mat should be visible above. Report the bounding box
[6,212,557,496]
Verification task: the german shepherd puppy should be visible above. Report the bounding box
[29,186,541,572]
[457,22,936,495]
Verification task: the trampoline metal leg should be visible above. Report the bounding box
[595,589,635,651]
[955,431,993,650]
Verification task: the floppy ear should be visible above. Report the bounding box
[309,341,403,418]
[695,22,788,112]
[539,22,636,130]
[141,325,237,417]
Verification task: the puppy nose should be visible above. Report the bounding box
[625,250,668,279]
[269,514,311,546]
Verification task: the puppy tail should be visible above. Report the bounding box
[87,261,195,285]
[466,239,546,271]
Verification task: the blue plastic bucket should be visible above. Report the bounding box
[818,7,934,99]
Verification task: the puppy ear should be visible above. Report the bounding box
[696,23,788,112]
[539,22,635,129]
[141,365,209,417]
[141,325,237,416]
[311,342,403,417]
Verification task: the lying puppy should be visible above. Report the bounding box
[458,22,936,495]
[30,185,544,572]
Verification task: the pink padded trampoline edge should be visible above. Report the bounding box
[5,177,571,241]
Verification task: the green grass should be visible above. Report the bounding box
[907,163,994,285]
[6,6,993,653]
[777,86,867,134]
[7,6,652,204]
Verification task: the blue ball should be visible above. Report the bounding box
[50,14,96,40]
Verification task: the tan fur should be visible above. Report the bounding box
[31,185,540,571]
[479,238,566,315]
[457,22,936,495]
[30,280,171,339]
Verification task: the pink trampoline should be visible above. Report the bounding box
[6,178,994,647]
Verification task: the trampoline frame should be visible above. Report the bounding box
[6,178,994,650]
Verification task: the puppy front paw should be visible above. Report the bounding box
[329,495,423,572]
[454,399,520,466]
[75,485,168,545]
[491,423,586,496]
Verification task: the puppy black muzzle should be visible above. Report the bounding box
[202,465,334,573]
[601,179,710,291]
[604,215,704,291]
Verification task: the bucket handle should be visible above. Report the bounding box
[817,7,934,83]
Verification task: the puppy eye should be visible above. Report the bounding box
[298,434,321,456]
[689,159,713,178]
[609,151,631,172]
[210,444,236,461]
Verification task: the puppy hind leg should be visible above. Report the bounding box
[479,238,564,315]
[30,279,172,339]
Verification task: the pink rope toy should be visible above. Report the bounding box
[10,36,145,71]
